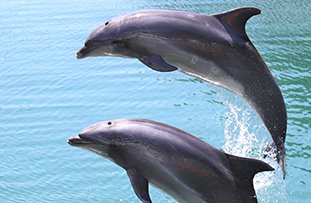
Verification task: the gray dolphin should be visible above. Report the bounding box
[76,7,287,176]
[68,118,274,203]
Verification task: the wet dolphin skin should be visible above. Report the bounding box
[68,118,274,203]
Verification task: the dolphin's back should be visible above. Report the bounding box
[108,9,234,46]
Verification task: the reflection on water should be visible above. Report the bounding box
[0,0,310,202]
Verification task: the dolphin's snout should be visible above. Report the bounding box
[68,134,92,146]
[76,46,88,59]
[76,52,83,59]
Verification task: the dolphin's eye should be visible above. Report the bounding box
[107,121,112,125]
[105,21,109,25]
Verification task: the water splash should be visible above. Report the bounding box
[222,101,287,203]
[223,102,259,156]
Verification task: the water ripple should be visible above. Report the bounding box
[1,0,310,202]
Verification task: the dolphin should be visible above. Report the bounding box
[76,7,287,176]
[68,118,274,203]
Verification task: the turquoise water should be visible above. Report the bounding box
[1,0,310,202]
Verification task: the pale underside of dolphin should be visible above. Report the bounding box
[76,7,287,177]
[68,118,274,203]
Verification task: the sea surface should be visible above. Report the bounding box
[1,0,310,202]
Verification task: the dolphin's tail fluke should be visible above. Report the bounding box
[276,143,286,179]
[279,154,286,179]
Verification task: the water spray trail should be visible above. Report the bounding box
[222,101,287,202]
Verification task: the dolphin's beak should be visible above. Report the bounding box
[68,135,92,146]
[76,46,88,59]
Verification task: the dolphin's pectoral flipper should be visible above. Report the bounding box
[138,55,178,72]
[225,153,274,202]
[127,169,152,203]
[214,7,261,41]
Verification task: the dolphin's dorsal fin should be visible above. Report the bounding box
[127,169,152,203]
[214,7,261,41]
[225,153,274,201]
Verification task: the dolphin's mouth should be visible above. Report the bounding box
[68,135,92,146]
[76,46,89,59]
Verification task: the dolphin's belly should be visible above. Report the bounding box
[162,48,245,96]
[146,165,240,203]
[134,153,206,202]
[137,149,238,203]
[147,170,208,203]
[151,182,206,203]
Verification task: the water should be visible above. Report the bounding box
[0,0,310,202]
